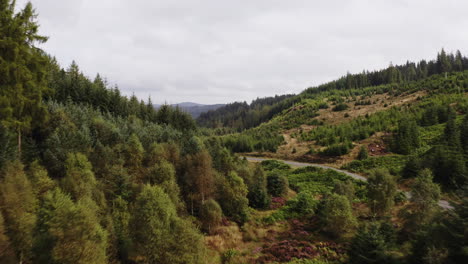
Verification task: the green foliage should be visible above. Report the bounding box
[217,171,250,224]
[111,196,131,262]
[0,212,13,262]
[321,193,357,238]
[392,118,420,154]
[402,169,441,234]
[332,103,349,112]
[62,152,97,201]
[423,146,467,189]
[357,145,369,160]
[0,1,49,155]
[0,161,37,262]
[367,169,397,217]
[320,142,352,156]
[333,180,355,201]
[200,199,222,234]
[130,185,205,264]
[247,165,271,209]
[260,159,291,171]
[348,222,397,264]
[28,161,56,197]
[267,171,289,197]
[37,189,108,264]
[343,155,407,175]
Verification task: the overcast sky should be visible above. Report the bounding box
[16,0,468,104]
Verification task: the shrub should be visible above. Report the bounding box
[267,172,289,197]
[332,103,349,112]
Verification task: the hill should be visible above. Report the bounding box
[154,102,226,118]
[1,2,467,263]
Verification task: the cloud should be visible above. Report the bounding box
[16,0,468,104]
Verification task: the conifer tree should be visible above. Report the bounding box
[461,114,468,154]
[0,1,49,156]
[444,107,461,149]
[349,223,394,264]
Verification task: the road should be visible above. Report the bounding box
[243,156,454,210]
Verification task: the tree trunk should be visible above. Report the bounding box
[17,128,21,158]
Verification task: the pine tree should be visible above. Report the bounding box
[357,145,368,160]
[0,1,49,156]
[444,107,461,149]
[393,118,420,154]
[437,48,452,73]
[349,223,394,264]
[460,114,468,154]
[111,196,131,262]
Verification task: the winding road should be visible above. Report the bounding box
[243,156,454,210]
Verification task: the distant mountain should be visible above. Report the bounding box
[154,102,226,118]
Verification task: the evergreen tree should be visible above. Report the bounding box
[437,48,452,73]
[124,133,144,179]
[393,118,420,154]
[357,145,369,160]
[0,0,49,156]
[349,223,395,264]
[111,196,131,262]
[367,169,397,217]
[444,107,461,149]
[459,114,468,154]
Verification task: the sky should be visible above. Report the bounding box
[16,0,468,104]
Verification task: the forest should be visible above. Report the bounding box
[1,1,467,264]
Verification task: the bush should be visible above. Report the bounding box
[267,171,289,197]
[260,160,291,171]
[200,199,222,234]
[320,194,357,238]
[357,146,369,160]
[332,103,349,112]
[321,142,352,157]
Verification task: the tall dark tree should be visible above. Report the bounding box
[0,0,49,156]
[444,107,461,149]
